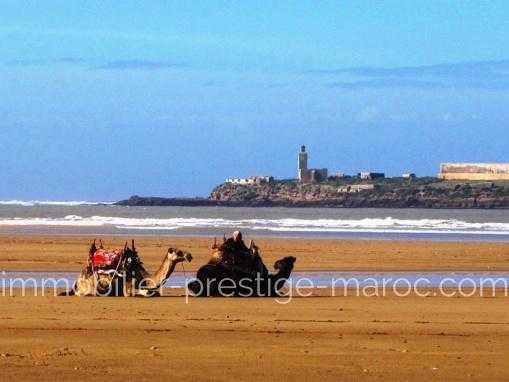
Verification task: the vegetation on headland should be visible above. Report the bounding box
[117,177,509,208]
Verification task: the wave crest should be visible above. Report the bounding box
[0,215,508,234]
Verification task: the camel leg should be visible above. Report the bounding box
[74,276,96,296]
[58,285,76,296]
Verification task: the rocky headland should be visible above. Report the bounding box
[117,177,509,208]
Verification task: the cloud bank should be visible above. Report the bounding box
[94,60,187,70]
[3,58,187,71]
[307,60,509,90]
[5,57,88,66]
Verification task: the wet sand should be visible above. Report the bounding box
[1,235,509,272]
[1,235,508,381]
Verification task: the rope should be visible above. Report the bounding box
[180,261,187,280]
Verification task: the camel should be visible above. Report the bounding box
[61,240,192,297]
[187,237,296,297]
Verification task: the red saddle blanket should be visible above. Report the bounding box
[91,249,123,268]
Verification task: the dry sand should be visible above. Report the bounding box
[1,235,508,381]
[1,291,508,381]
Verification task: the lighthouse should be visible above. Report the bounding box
[297,145,327,183]
[298,145,309,182]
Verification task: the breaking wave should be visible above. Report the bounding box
[0,215,509,235]
[0,200,113,207]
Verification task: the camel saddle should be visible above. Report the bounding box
[91,249,124,269]
[212,238,256,275]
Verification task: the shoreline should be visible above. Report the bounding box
[2,228,509,243]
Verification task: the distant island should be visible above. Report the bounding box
[117,177,509,208]
[116,145,509,209]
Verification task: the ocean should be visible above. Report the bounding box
[1,201,509,241]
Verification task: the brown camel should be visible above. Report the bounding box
[188,237,296,297]
[62,240,192,297]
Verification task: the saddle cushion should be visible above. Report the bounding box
[91,249,123,268]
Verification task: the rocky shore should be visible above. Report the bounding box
[117,178,509,208]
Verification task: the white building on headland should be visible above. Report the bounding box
[298,145,328,183]
[225,176,274,185]
[337,184,375,193]
[359,172,385,180]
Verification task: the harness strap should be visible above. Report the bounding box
[92,249,126,295]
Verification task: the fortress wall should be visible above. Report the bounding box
[439,163,509,180]
[440,172,509,181]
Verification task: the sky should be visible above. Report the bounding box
[1,1,509,200]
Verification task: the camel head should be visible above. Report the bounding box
[273,256,296,272]
[167,248,193,263]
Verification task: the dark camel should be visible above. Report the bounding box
[187,237,296,297]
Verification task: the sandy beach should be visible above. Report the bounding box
[2,290,508,381]
[1,236,509,381]
[1,235,509,272]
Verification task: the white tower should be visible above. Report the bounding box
[298,145,309,182]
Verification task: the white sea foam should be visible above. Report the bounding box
[0,215,508,235]
[0,200,113,206]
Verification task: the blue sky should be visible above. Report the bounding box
[1,1,509,200]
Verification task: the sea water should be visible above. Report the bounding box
[0,202,509,240]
